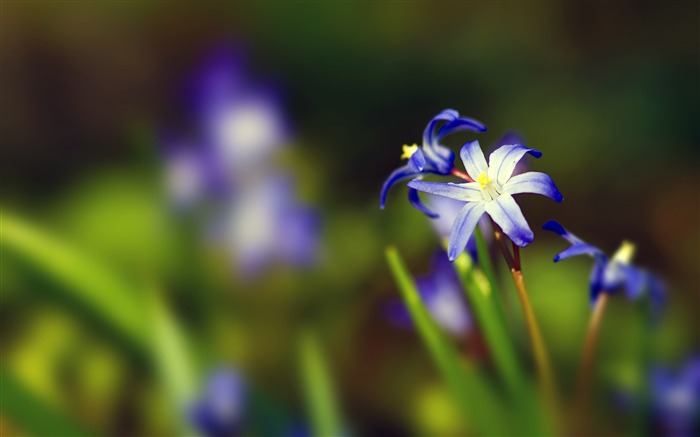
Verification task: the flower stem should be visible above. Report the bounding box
[574,292,610,430]
[450,167,474,182]
[492,223,558,409]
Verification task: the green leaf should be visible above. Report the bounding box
[148,285,201,436]
[298,329,344,437]
[1,368,93,437]
[1,212,147,351]
[385,246,510,435]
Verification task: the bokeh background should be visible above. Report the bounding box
[2,2,698,436]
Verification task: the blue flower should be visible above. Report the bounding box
[217,175,319,274]
[190,369,247,437]
[386,251,472,336]
[407,141,563,260]
[380,110,486,218]
[543,220,667,310]
[650,356,700,437]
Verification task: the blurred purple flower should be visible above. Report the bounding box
[651,356,700,437]
[194,49,288,175]
[543,220,667,313]
[409,141,563,260]
[163,45,319,275]
[218,175,318,274]
[191,369,247,437]
[386,251,471,336]
[380,109,486,218]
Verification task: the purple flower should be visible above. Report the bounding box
[218,175,318,274]
[408,141,563,260]
[543,220,667,310]
[650,356,700,437]
[386,251,472,336]
[193,49,289,178]
[191,369,247,437]
[380,110,486,218]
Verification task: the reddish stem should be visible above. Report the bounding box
[450,167,474,182]
[512,242,521,271]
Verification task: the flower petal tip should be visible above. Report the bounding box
[529,148,543,158]
[542,220,566,235]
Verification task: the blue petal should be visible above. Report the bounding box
[589,258,607,306]
[421,144,455,175]
[503,171,563,202]
[448,202,486,261]
[623,265,646,300]
[408,187,439,218]
[380,165,419,209]
[542,220,604,254]
[459,140,488,179]
[552,242,606,262]
[436,115,487,141]
[407,180,483,202]
[484,193,533,247]
[409,148,426,172]
[487,144,543,185]
[423,109,459,147]
[647,274,667,322]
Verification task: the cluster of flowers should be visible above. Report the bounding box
[164,48,318,275]
[380,109,698,435]
[164,48,319,437]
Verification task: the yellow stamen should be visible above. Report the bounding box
[476,171,492,189]
[612,240,636,264]
[401,144,419,160]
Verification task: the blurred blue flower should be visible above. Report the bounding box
[192,48,289,176]
[163,45,319,275]
[651,356,700,437]
[543,220,667,310]
[217,175,319,273]
[408,141,563,260]
[386,251,472,336]
[191,369,247,437]
[380,109,486,218]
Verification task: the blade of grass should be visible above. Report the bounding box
[1,212,147,350]
[298,329,343,437]
[148,284,201,436]
[1,368,93,437]
[453,251,521,395]
[385,246,510,435]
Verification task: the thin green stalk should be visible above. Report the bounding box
[298,329,343,437]
[452,250,522,397]
[385,246,510,435]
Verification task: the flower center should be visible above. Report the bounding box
[401,144,419,160]
[476,171,492,188]
[477,171,501,201]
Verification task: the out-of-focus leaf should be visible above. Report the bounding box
[1,212,147,350]
[385,246,510,435]
[298,329,343,437]
[148,285,201,436]
[1,368,92,437]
